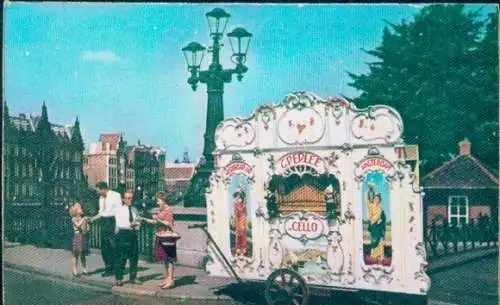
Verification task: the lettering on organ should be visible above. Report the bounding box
[360,158,393,172]
[278,151,322,172]
[291,221,319,232]
[284,217,324,240]
[225,162,253,176]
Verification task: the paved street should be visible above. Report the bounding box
[427,253,498,305]
[5,254,498,305]
[4,268,157,305]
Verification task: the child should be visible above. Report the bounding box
[69,201,90,277]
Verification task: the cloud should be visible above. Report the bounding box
[82,50,122,63]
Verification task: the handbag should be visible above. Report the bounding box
[156,231,181,246]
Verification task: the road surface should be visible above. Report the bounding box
[4,254,498,305]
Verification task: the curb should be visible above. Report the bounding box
[4,262,112,292]
[157,295,242,305]
[111,285,157,297]
[427,248,498,274]
[111,287,243,305]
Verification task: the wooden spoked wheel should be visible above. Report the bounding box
[265,268,309,305]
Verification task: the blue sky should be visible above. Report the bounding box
[362,172,391,221]
[4,3,495,162]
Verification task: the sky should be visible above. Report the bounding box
[4,3,496,162]
[362,172,391,221]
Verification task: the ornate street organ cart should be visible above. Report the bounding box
[201,91,430,305]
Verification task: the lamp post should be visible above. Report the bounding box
[182,8,252,207]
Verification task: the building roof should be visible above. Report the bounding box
[164,163,195,181]
[422,154,499,189]
[99,133,121,151]
[10,114,73,139]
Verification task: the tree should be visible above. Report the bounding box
[468,10,499,171]
[347,4,498,174]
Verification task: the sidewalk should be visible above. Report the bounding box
[3,241,498,303]
[3,243,240,304]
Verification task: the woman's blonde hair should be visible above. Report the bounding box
[156,191,165,201]
[69,202,83,217]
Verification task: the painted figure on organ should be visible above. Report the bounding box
[366,183,386,260]
[233,189,248,257]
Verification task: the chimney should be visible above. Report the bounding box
[459,138,471,156]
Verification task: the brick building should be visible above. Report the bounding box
[83,133,127,191]
[164,162,195,203]
[422,138,499,228]
[84,136,165,202]
[3,103,86,206]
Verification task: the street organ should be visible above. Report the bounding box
[199,91,430,304]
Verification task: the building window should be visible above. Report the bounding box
[15,163,19,177]
[66,151,70,161]
[448,195,469,226]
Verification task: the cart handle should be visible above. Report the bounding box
[188,223,207,229]
[186,221,243,284]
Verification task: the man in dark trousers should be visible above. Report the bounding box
[113,189,142,286]
[90,181,121,276]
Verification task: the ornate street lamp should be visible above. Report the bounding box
[227,27,252,81]
[182,8,252,207]
[182,42,206,91]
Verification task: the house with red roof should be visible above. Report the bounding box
[422,138,499,228]
[164,162,195,203]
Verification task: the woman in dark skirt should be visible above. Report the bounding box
[141,192,178,289]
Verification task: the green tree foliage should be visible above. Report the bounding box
[347,5,498,174]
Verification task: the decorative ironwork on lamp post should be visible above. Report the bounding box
[182,8,252,207]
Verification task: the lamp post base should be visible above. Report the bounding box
[183,165,212,207]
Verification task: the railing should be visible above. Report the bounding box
[6,206,497,263]
[5,207,73,249]
[5,207,157,262]
[424,220,498,260]
[87,221,156,262]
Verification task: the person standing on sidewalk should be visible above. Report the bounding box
[113,189,142,286]
[90,181,121,277]
[141,192,178,289]
[69,201,90,277]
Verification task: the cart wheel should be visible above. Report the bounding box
[265,268,309,305]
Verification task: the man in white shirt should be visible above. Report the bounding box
[90,181,122,276]
[113,189,142,286]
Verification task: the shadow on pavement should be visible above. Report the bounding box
[174,275,197,288]
[123,267,149,274]
[138,273,163,282]
[212,282,266,305]
[86,268,107,276]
